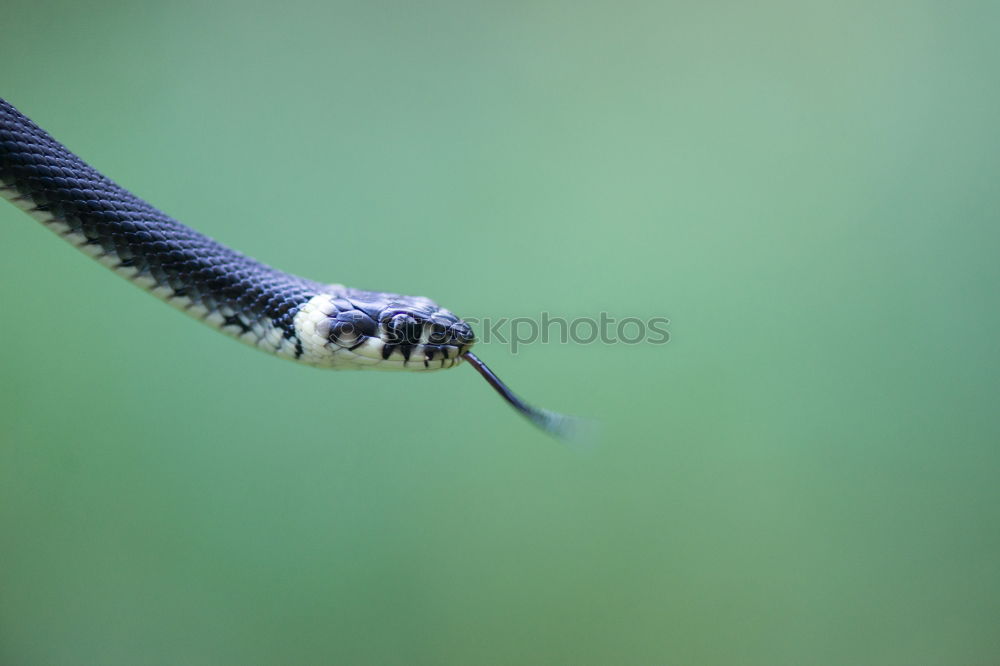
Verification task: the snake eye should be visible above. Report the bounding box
[341,310,378,336]
[328,310,377,343]
[328,319,357,343]
[450,323,475,345]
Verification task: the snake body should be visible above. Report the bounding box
[0,99,474,371]
[0,98,580,437]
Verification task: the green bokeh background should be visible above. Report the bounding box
[2,2,999,664]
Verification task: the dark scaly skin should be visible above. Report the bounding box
[0,99,322,344]
[0,98,474,366]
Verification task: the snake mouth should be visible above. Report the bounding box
[330,334,472,370]
[328,314,475,369]
[375,339,472,369]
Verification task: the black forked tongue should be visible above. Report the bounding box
[463,352,594,443]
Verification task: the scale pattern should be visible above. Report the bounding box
[0,98,324,357]
[0,98,475,370]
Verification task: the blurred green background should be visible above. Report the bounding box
[2,1,999,664]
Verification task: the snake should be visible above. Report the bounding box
[0,98,580,439]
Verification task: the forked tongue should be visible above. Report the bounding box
[463,352,595,445]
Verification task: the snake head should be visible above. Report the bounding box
[294,287,475,369]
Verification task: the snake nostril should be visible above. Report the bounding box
[451,323,475,344]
